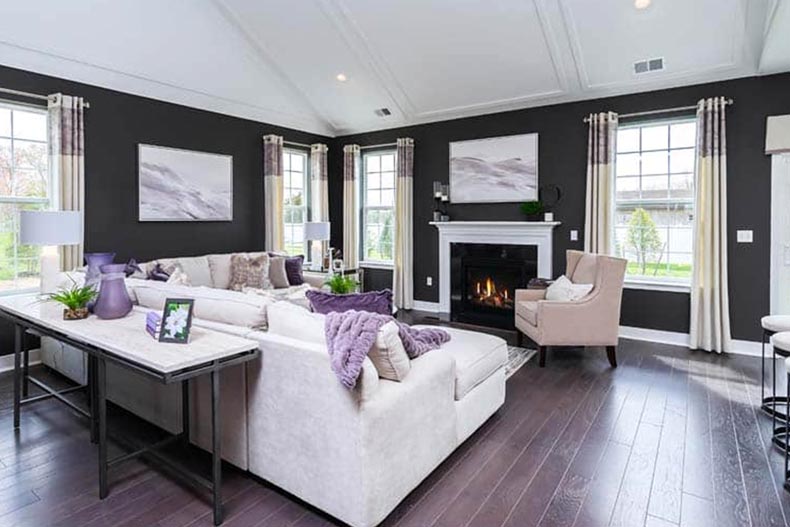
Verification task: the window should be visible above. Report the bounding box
[361,151,395,264]
[614,119,697,286]
[283,149,310,256]
[0,104,49,293]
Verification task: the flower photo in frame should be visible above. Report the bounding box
[159,298,195,344]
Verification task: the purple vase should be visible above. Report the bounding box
[94,263,133,320]
[84,252,115,311]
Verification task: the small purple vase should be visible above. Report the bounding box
[94,263,133,320]
[84,252,115,312]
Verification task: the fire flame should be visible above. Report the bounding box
[472,277,513,309]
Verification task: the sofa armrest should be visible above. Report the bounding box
[302,272,326,289]
[515,288,546,302]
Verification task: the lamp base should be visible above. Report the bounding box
[40,246,60,295]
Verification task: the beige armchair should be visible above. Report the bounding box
[515,250,627,368]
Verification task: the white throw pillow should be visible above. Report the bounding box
[545,275,593,302]
[368,321,411,382]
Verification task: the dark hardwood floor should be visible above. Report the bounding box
[0,339,789,527]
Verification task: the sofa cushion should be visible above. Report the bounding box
[412,325,506,400]
[268,256,290,288]
[132,281,272,329]
[516,300,538,326]
[267,301,325,345]
[207,254,233,289]
[571,254,598,285]
[158,256,213,288]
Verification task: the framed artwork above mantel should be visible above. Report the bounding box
[449,133,538,204]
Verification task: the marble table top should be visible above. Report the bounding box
[0,295,258,375]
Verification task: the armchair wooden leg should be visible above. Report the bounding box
[606,346,617,368]
[538,346,546,368]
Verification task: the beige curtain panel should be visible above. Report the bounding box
[263,135,284,252]
[584,111,618,254]
[48,94,86,271]
[690,97,731,353]
[343,145,360,269]
[310,144,329,222]
[394,138,415,309]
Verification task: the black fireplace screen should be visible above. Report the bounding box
[450,243,537,329]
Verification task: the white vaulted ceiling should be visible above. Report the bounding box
[0,0,785,136]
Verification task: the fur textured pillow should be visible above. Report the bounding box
[229,253,271,291]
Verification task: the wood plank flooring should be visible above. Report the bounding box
[0,339,789,527]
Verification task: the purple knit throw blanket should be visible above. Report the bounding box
[324,310,451,389]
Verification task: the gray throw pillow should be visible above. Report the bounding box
[268,256,290,289]
[229,253,271,291]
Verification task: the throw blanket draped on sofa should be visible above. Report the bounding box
[324,310,451,388]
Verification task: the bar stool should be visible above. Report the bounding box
[761,316,790,422]
[776,333,790,455]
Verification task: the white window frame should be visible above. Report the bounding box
[0,102,50,296]
[282,148,310,258]
[359,150,396,268]
[613,117,697,293]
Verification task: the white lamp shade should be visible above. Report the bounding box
[304,221,331,241]
[20,210,83,246]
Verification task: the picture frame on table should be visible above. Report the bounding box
[159,298,195,344]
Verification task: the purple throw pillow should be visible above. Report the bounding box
[268,252,305,286]
[124,258,143,278]
[306,289,392,315]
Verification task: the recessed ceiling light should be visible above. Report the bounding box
[634,0,651,9]
[336,73,347,82]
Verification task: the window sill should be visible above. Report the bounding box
[359,261,394,271]
[623,279,690,294]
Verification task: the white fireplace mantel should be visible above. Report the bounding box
[430,221,561,313]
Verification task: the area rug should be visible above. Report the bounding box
[506,346,537,379]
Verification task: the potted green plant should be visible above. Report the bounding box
[49,279,98,320]
[324,274,359,294]
[520,200,545,221]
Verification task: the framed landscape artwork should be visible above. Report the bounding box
[449,133,538,203]
[138,144,233,221]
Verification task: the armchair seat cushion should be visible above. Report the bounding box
[412,326,507,400]
[516,300,539,326]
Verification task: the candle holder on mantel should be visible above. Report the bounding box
[432,182,450,222]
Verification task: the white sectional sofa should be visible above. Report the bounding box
[44,252,507,527]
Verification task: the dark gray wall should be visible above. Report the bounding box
[330,73,790,341]
[0,64,329,355]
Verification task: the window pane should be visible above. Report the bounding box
[15,169,48,198]
[381,154,395,172]
[367,189,380,206]
[669,148,694,174]
[366,155,380,172]
[641,176,669,200]
[0,138,10,168]
[616,176,639,200]
[641,151,668,175]
[670,122,696,148]
[380,189,394,207]
[12,111,47,141]
[14,140,47,171]
[617,128,640,152]
[668,227,692,253]
[0,167,10,196]
[0,109,10,137]
[669,174,693,199]
[641,125,668,150]
[291,154,304,171]
[367,172,380,191]
[616,153,640,176]
[668,202,694,227]
[380,172,394,189]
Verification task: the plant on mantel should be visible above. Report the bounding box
[519,200,544,220]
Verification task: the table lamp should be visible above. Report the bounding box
[304,221,330,271]
[20,210,83,294]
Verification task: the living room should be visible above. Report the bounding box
[0,1,790,526]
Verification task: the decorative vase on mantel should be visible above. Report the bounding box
[93,263,133,320]
[84,252,115,311]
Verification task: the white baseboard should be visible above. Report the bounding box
[619,326,762,357]
[412,300,441,313]
[0,348,41,373]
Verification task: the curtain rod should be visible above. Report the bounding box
[283,140,311,149]
[0,87,91,108]
[582,98,733,123]
[360,142,397,150]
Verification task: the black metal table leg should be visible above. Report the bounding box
[785,372,790,490]
[13,324,21,429]
[22,334,29,398]
[182,379,190,447]
[89,355,98,444]
[212,369,222,526]
[97,357,108,499]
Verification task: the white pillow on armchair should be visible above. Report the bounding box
[545,275,593,302]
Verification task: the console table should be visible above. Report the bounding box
[0,295,259,526]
